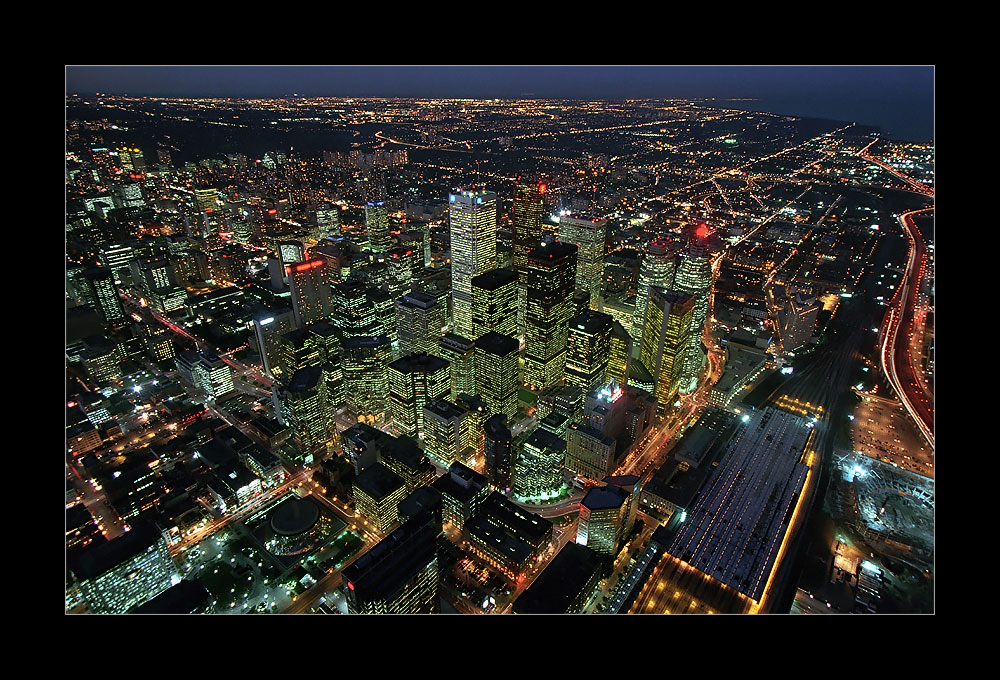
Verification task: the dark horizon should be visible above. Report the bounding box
[66,66,934,142]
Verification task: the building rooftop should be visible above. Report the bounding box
[471,268,518,291]
[270,497,320,536]
[513,542,602,614]
[354,463,405,502]
[132,579,210,614]
[67,522,162,582]
[582,485,628,511]
[474,331,519,356]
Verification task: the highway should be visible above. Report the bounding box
[859,140,934,197]
[878,208,934,449]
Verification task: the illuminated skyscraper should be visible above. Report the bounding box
[288,259,336,328]
[342,510,440,614]
[639,288,694,409]
[576,485,629,556]
[558,214,607,309]
[607,320,632,386]
[83,268,125,325]
[194,187,218,213]
[386,247,421,300]
[365,201,393,254]
[672,225,715,392]
[437,333,476,400]
[277,365,332,465]
[306,320,346,410]
[342,336,393,425]
[387,353,452,440]
[484,414,514,491]
[316,205,341,240]
[449,189,498,339]
[471,268,519,340]
[512,177,547,336]
[524,242,578,391]
[512,427,566,503]
[474,331,520,421]
[565,310,613,393]
[632,237,678,349]
[396,292,446,357]
[68,523,179,614]
[422,399,474,467]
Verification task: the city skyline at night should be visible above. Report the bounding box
[65,65,934,615]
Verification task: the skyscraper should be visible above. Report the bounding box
[341,336,393,425]
[422,399,474,467]
[474,331,520,421]
[396,292,446,357]
[672,225,715,392]
[83,268,125,325]
[512,177,547,336]
[387,353,452,440]
[484,414,514,491]
[524,241,578,391]
[639,288,695,409]
[471,268,519,340]
[512,427,566,503]
[437,333,476,400]
[558,214,607,309]
[365,200,393,254]
[607,320,632,386]
[342,510,440,614]
[277,365,332,464]
[632,237,678,349]
[288,259,336,328]
[565,310,613,394]
[449,189,498,339]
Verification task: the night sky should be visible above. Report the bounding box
[66,66,934,141]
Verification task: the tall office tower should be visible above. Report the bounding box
[369,287,397,355]
[778,292,820,355]
[277,365,332,464]
[332,280,373,339]
[471,268,519,340]
[278,240,306,285]
[511,177,547,273]
[474,332,520,421]
[632,237,678,349]
[607,320,632,386]
[82,268,125,324]
[129,258,176,296]
[484,414,514,491]
[396,292,446,357]
[387,353,452,440]
[422,399,474,466]
[512,177,547,336]
[307,320,346,410]
[399,228,431,268]
[253,308,297,379]
[192,352,235,402]
[365,201,393,254]
[558,214,607,308]
[437,333,476,400]
[512,427,566,503]
[341,336,393,425]
[386,247,419,299]
[157,147,172,168]
[316,205,341,241]
[99,243,137,285]
[576,485,629,556]
[137,323,175,362]
[378,436,438,494]
[288,259,336,328]
[639,288,695,410]
[353,464,407,533]
[524,242,578,391]
[455,393,489,463]
[194,187,218,213]
[672,225,715,392]
[342,510,440,614]
[449,188,498,339]
[565,420,618,482]
[67,523,179,614]
[565,310,613,393]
